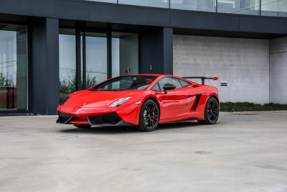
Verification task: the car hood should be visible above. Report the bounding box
[64,90,144,108]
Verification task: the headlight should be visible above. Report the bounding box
[109,97,131,107]
[60,97,69,106]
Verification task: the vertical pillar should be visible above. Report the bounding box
[140,27,173,75]
[32,18,59,115]
[107,31,112,79]
[76,27,81,91]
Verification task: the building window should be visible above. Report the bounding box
[0,24,28,111]
[85,0,117,3]
[59,28,76,102]
[261,0,287,17]
[171,0,217,12]
[83,32,108,88]
[217,0,260,15]
[119,0,170,8]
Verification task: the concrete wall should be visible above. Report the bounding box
[173,35,270,104]
[270,37,287,104]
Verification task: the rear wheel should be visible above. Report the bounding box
[137,99,160,131]
[74,124,91,129]
[198,97,219,125]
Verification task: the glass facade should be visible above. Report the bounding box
[84,0,287,17]
[84,32,108,88]
[261,0,287,17]
[171,0,216,12]
[86,0,117,3]
[119,0,169,8]
[217,0,260,15]
[0,24,28,111]
[59,29,76,102]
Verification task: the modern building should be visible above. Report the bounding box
[0,0,287,115]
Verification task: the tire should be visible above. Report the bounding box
[137,99,160,131]
[74,124,91,129]
[198,97,219,125]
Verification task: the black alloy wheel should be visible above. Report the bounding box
[137,99,160,131]
[198,97,219,124]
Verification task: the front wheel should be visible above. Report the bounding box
[198,97,219,125]
[137,99,160,131]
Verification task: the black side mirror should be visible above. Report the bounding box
[163,83,176,94]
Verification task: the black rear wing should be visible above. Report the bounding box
[182,76,218,85]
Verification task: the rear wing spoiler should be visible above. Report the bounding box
[182,77,218,85]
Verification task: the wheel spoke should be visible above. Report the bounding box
[149,118,153,127]
[208,104,212,110]
[209,113,214,119]
[151,115,158,120]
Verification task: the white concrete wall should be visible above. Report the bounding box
[270,37,287,104]
[173,35,270,104]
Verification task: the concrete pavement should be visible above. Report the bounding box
[0,112,287,192]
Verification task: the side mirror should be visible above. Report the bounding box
[163,83,176,94]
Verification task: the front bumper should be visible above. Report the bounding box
[56,104,140,126]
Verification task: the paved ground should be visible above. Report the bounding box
[0,112,287,192]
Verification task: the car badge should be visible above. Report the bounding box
[83,103,86,106]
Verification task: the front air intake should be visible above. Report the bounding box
[87,112,122,125]
[56,111,73,124]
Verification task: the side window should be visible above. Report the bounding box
[0,88,8,93]
[151,82,161,92]
[178,79,192,88]
[158,77,182,90]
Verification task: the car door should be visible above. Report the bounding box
[155,77,194,120]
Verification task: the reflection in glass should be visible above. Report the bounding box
[85,0,117,3]
[217,0,260,15]
[171,0,216,12]
[261,0,287,17]
[112,32,139,77]
[119,0,169,8]
[85,32,107,88]
[59,29,76,102]
[0,24,28,111]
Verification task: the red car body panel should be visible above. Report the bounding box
[0,86,17,109]
[57,74,219,126]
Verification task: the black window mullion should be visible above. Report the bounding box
[75,27,81,91]
[83,31,86,89]
[107,31,112,79]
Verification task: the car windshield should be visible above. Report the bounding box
[90,75,158,91]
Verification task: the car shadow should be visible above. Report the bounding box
[58,121,205,135]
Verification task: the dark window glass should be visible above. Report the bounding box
[91,75,158,91]
[158,77,182,90]
[84,32,107,88]
[179,79,192,87]
[59,28,76,102]
[151,83,161,92]
[0,24,28,111]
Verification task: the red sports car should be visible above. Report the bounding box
[57,74,219,131]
